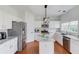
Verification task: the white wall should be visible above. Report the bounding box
[25,10,36,43]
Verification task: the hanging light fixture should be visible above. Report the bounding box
[43,5,48,22]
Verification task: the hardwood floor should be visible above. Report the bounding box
[16,40,70,54]
[16,40,39,54]
[54,41,70,54]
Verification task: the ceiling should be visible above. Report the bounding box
[10,5,75,17]
[26,5,75,17]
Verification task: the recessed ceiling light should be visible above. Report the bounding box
[63,10,66,12]
[58,10,61,12]
[58,10,66,13]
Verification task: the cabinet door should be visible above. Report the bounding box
[9,37,18,54]
[70,39,79,54]
[0,11,3,29]
[35,21,42,28]
[0,38,18,54]
[39,42,53,54]
[54,32,63,46]
[7,15,12,29]
[0,41,11,54]
[49,21,60,28]
[2,13,12,29]
[12,16,23,22]
[54,21,60,28]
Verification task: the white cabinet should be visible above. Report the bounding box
[0,11,12,29]
[12,16,23,22]
[49,21,60,28]
[0,40,11,54]
[39,41,53,54]
[0,11,4,29]
[2,13,12,29]
[9,37,18,54]
[54,32,63,45]
[0,37,18,54]
[0,10,24,29]
[70,39,79,54]
[35,21,42,28]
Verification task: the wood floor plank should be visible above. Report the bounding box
[16,40,39,54]
[16,40,70,54]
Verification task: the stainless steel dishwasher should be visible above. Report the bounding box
[63,36,70,52]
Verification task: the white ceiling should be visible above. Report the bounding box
[26,5,75,17]
[10,5,75,17]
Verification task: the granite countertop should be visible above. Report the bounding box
[0,36,18,44]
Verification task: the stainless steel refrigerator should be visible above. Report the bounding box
[8,21,26,51]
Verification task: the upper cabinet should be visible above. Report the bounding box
[49,21,60,28]
[2,13,12,29]
[0,10,23,29]
[35,21,42,28]
[0,11,3,29]
[0,11,12,29]
[12,16,23,22]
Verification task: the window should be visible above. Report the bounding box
[61,21,78,33]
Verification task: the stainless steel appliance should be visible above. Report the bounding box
[0,32,6,40]
[63,36,70,52]
[8,21,26,51]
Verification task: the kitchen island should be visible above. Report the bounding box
[39,40,54,54]
[38,33,54,54]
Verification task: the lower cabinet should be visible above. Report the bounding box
[70,39,79,54]
[39,41,53,54]
[54,32,63,46]
[0,37,18,54]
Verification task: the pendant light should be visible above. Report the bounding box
[43,5,48,22]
